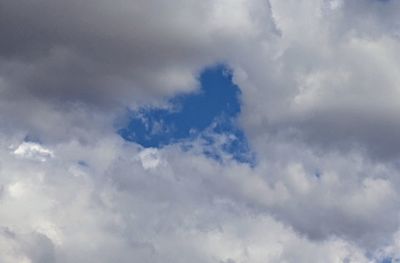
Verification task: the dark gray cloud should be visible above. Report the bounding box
[0,0,274,107]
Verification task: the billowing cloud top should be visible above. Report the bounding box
[1,0,400,262]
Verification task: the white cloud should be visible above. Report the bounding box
[138,148,162,170]
[12,142,54,162]
[0,134,383,262]
[1,0,400,262]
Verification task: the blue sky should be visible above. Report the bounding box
[119,65,254,164]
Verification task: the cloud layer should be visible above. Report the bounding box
[1,0,400,262]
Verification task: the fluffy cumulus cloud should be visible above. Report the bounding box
[1,0,400,262]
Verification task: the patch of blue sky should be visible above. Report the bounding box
[118,64,254,164]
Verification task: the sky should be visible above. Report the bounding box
[118,65,254,164]
[1,0,400,262]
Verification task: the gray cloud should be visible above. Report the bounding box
[1,0,400,262]
[235,0,400,160]
[0,0,275,107]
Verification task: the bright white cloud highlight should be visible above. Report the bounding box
[12,142,54,162]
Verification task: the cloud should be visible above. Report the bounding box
[0,0,275,108]
[138,148,162,170]
[12,141,54,162]
[1,0,400,262]
[0,133,378,262]
[230,0,400,160]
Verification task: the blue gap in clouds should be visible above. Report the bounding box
[118,65,254,164]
